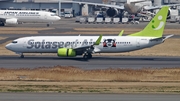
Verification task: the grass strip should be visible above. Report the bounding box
[0,66,180,93]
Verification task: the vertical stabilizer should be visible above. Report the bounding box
[129,6,169,37]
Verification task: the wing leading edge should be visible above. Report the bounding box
[73,34,102,53]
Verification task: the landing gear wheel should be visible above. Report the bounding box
[0,22,5,26]
[88,54,92,59]
[83,54,88,60]
[47,24,50,27]
[2,23,5,26]
[83,53,92,60]
[20,54,24,58]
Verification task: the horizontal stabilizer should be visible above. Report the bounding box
[162,34,174,40]
[150,34,174,41]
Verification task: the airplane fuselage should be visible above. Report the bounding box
[0,10,61,23]
[6,36,163,54]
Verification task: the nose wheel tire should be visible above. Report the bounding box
[88,54,92,59]
[47,24,50,27]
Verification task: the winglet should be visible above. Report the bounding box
[94,34,102,45]
[118,30,124,36]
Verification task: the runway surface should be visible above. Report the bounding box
[0,93,179,101]
[0,56,179,69]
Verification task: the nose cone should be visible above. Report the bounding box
[57,16,61,20]
[5,44,11,50]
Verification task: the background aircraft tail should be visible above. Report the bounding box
[129,6,169,37]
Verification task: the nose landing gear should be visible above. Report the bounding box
[47,22,53,27]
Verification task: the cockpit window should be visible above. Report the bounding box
[51,14,57,16]
[12,41,18,43]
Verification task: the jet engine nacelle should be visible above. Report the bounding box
[167,9,171,19]
[167,9,178,19]
[5,18,18,25]
[106,8,118,17]
[57,48,76,57]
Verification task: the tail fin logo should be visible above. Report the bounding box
[152,15,164,30]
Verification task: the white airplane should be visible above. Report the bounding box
[6,6,173,60]
[63,0,180,17]
[0,10,61,26]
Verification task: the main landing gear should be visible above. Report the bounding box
[20,53,24,58]
[0,21,5,26]
[83,53,92,60]
[46,24,50,27]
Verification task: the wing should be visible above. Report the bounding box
[73,34,102,53]
[144,4,180,10]
[138,11,155,17]
[62,1,124,9]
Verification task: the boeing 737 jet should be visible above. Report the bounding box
[6,6,173,60]
[0,10,61,26]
